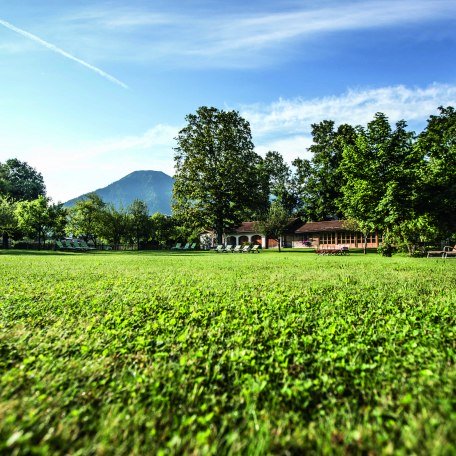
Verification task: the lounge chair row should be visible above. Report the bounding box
[427,245,456,258]
[171,242,197,250]
[55,239,96,251]
[215,244,260,253]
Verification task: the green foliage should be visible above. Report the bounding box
[0,158,46,201]
[173,106,268,244]
[254,201,290,252]
[417,106,456,236]
[127,199,150,250]
[0,196,17,242]
[67,193,106,243]
[14,195,50,247]
[0,251,454,455]
[293,121,356,220]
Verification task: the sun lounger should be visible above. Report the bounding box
[72,239,87,251]
[232,245,242,253]
[182,242,191,250]
[444,245,456,259]
[224,244,234,253]
[171,243,182,250]
[190,243,197,250]
[250,245,260,253]
[215,244,224,253]
[242,245,251,253]
[79,239,96,250]
[426,245,456,258]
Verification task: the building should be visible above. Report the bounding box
[223,220,381,249]
[293,220,381,249]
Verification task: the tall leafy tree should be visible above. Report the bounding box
[127,199,150,250]
[294,121,356,220]
[67,193,106,244]
[100,204,128,248]
[339,113,421,253]
[149,213,177,249]
[262,151,298,214]
[47,202,68,240]
[254,201,290,252]
[173,106,267,244]
[417,106,456,236]
[0,197,17,248]
[15,195,50,248]
[0,158,46,201]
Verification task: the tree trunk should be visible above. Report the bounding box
[216,219,223,245]
[2,232,9,249]
[363,233,368,254]
[277,237,281,252]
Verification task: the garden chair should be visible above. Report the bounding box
[215,244,224,253]
[189,243,197,250]
[242,245,251,253]
[233,245,243,253]
[250,245,260,253]
[182,243,191,250]
[224,244,234,253]
[171,243,182,250]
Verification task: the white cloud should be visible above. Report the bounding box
[51,0,456,68]
[246,82,456,163]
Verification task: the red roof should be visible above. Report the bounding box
[295,220,345,233]
[233,221,257,233]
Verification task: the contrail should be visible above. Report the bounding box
[0,18,128,89]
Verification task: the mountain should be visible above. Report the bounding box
[64,170,174,214]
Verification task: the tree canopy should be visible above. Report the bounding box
[0,158,46,201]
[173,106,267,243]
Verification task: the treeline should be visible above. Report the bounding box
[2,106,455,252]
[0,160,185,249]
[173,106,455,253]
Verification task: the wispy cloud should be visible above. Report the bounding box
[244,82,456,163]
[54,0,456,68]
[0,17,128,88]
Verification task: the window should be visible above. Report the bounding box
[320,232,335,244]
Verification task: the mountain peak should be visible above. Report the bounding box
[65,170,174,214]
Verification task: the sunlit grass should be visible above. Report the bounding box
[1,250,455,454]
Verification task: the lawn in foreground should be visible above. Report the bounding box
[0,250,455,455]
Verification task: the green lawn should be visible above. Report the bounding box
[1,250,455,455]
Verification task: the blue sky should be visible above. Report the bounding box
[1,0,455,202]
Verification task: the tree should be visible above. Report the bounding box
[0,158,46,201]
[173,106,267,244]
[0,197,17,248]
[254,201,290,252]
[47,202,68,240]
[67,193,106,244]
[15,195,50,248]
[100,205,128,248]
[293,121,356,220]
[339,113,420,253]
[149,213,177,249]
[417,106,456,236]
[127,199,150,250]
[262,151,298,214]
